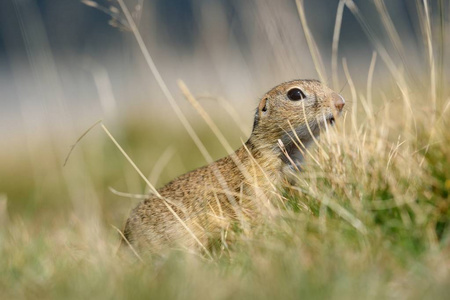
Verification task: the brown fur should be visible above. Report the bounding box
[122,80,344,253]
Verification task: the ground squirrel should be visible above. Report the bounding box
[122,79,345,253]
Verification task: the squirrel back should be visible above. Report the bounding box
[122,79,345,253]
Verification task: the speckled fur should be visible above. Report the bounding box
[122,80,344,253]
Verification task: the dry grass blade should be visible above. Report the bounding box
[342,58,359,135]
[101,123,213,259]
[101,123,159,197]
[284,121,322,168]
[179,80,276,217]
[332,0,346,90]
[295,0,327,83]
[344,0,416,130]
[367,51,377,106]
[217,97,249,136]
[81,0,130,31]
[300,102,329,161]
[178,80,234,155]
[111,224,143,262]
[277,139,300,173]
[293,187,368,234]
[148,146,176,188]
[108,187,148,200]
[116,0,213,165]
[63,119,102,166]
[373,0,411,81]
[178,81,255,180]
[421,0,437,123]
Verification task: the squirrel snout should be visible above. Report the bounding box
[332,93,345,112]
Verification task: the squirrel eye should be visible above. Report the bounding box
[287,88,306,101]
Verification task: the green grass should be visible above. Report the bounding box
[0,94,449,299]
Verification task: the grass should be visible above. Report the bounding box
[1,0,450,299]
[1,87,449,299]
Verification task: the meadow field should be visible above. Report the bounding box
[0,0,449,299]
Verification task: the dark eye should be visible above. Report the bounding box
[287,88,306,101]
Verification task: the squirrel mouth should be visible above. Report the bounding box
[327,116,336,125]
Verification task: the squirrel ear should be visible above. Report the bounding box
[259,97,268,115]
[252,97,268,132]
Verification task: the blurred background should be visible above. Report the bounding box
[0,0,448,224]
[1,0,447,139]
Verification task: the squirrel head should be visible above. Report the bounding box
[250,79,345,152]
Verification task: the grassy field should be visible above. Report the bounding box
[1,1,450,299]
[1,81,449,298]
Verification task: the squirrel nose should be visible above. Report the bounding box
[332,93,345,112]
